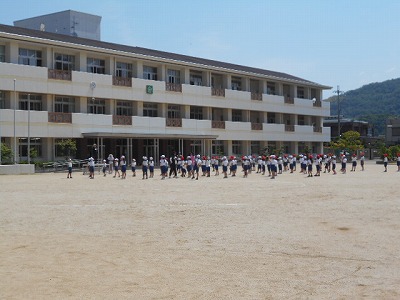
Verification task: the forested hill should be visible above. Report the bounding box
[325,78,400,135]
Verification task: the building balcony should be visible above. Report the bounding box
[251,92,262,101]
[211,88,225,97]
[212,120,225,129]
[166,118,182,127]
[285,124,295,132]
[166,82,182,92]
[113,76,132,87]
[48,69,71,81]
[313,126,323,133]
[112,115,132,125]
[284,96,294,104]
[48,112,72,123]
[251,123,263,130]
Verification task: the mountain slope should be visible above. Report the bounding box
[325,78,400,135]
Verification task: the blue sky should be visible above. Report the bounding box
[1,0,399,99]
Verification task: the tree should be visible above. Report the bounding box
[1,142,13,163]
[56,139,77,158]
[328,131,364,153]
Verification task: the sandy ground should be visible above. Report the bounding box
[0,160,399,299]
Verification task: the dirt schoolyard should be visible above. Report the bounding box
[1,160,399,299]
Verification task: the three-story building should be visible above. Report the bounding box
[0,23,331,164]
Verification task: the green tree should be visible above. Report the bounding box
[1,142,13,163]
[56,139,77,158]
[328,131,364,153]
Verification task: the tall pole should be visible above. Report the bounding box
[13,79,17,164]
[333,85,344,138]
[28,94,31,164]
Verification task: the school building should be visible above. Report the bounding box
[0,21,331,164]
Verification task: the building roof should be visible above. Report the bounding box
[0,23,330,89]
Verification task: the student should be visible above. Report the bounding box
[288,155,294,173]
[222,156,229,178]
[278,156,283,174]
[186,156,193,178]
[107,154,114,174]
[67,158,73,178]
[214,157,220,176]
[113,158,120,178]
[360,153,365,171]
[341,155,347,174]
[205,156,211,177]
[242,156,250,178]
[351,154,357,172]
[331,155,337,175]
[160,155,167,179]
[314,155,321,177]
[231,156,237,177]
[169,154,177,178]
[397,153,400,172]
[120,155,127,179]
[307,155,313,177]
[383,154,388,172]
[270,155,278,179]
[193,155,201,180]
[88,157,95,179]
[102,159,107,177]
[148,157,154,178]
[142,156,148,179]
[131,159,136,177]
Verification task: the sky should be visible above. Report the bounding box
[1,0,400,99]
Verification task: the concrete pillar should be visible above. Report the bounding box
[43,94,52,112]
[42,46,52,68]
[183,67,190,84]
[105,57,114,76]
[276,82,283,96]
[6,41,18,64]
[242,77,249,92]
[293,85,297,98]
[159,64,166,82]
[137,101,143,116]
[261,80,267,94]
[160,103,167,118]
[109,99,115,115]
[225,108,231,122]
[78,97,87,114]
[77,52,87,72]
[204,71,211,87]
[225,74,231,90]
[184,105,190,119]
[135,61,143,79]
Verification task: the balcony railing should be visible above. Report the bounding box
[251,92,262,101]
[48,112,72,123]
[285,124,295,132]
[284,96,294,104]
[113,76,132,87]
[166,82,182,92]
[313,100,322,107]
[211,88,225,97]
[251,123,263,130]
[313,126,323,133]
[212,120,225,129]
[166,118,182,127]
[113,115,132,125]
[48,69,71,81]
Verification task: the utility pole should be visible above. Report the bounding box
[333,85,344,137]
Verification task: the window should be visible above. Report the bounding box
[190,71,202,86]
[55,96,75,113]
[168,104,181,119]
[143,66,157,80]
[232,140,241,155]
[267,112,276,123]
[19,94,42,111]
[251,141,261,155]
[87,58,105,74]
[297,87,305,99]
[116,100,132,116]
[143,102,158,117]
[231,77,242,91]
[212,140,224,156]
[116,62,132,78]
[54,53,75,71]
[19,48,42,66]
[298,115,305,125]
[167,69,180,84]
[190,106,203,120]
[0,91,4,109]
[232,110,242,122]
[19,138,42,157]
[250,80,259,93]
[0,45,5,62]
[267,82,276,95]
[87,98,106,114]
